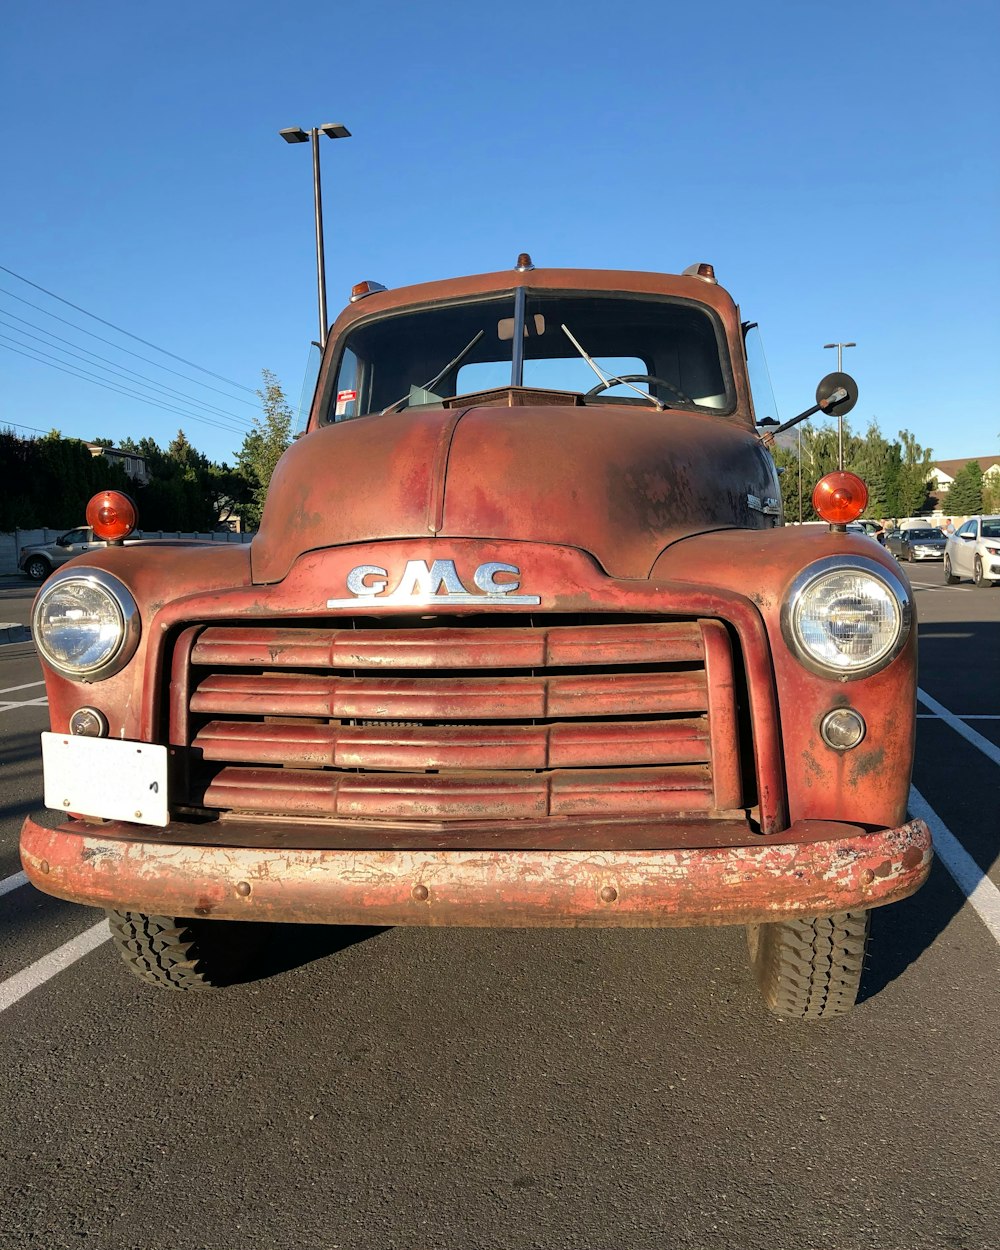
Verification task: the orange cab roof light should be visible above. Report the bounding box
[350,280,388,302]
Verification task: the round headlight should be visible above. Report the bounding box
[781,557,911,678]
[33,570,140,681]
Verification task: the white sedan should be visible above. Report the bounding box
[944,515,1000,587]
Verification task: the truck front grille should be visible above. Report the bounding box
[169,617,744,822]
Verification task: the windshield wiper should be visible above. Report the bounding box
[560,324,665,411]
[380,330,486,415]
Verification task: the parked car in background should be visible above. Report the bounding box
[855,519,886,543]
[886,526,946,562]
[944,515,1000,587]
[18,527,98,580]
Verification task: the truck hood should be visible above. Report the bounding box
[251,402,780,583]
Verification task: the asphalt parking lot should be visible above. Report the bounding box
[1,564,998,1250]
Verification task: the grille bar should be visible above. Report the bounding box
[190,670,709,721]
[201,765,714,820]
[193,717,710,771]
[191,621,705,670]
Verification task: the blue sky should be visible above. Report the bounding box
[2,0,997,468]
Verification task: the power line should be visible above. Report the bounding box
[0,264,259,394]
[0,286,260,410]
[1,419,54,437]
[0,339,250,437]
[0,312,254,428]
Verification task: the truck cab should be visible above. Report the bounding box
[21,258,931,1017]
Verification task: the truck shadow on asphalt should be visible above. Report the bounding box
[228,922,390,985]
[860,860,965,1003]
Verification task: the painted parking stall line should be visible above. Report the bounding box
[0,921,110,1015]
[0,680,44,697]
[909,785,1000,947]
[0,870,29,898]
[0,696,47,714]
[917,687,1000,767]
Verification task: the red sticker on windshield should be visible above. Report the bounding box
[335,389,357,415]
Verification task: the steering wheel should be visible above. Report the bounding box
[584,373,691,404]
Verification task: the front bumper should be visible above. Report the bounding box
[20,814,932,928]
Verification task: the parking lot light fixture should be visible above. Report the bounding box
[279,122,352,348]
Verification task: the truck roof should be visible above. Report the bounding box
[327,265,740,341]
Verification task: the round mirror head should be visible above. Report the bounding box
[816,371,858,417]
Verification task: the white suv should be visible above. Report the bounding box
[944,516,1000,587]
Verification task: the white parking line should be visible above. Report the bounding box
[0,697,47,714]
[0,870,29,898]
[917,687,1000,768]
[917,715,1000,720]
[0,680,44,696]
[910,582,972,591]
[0,921,110,1015]
[910,785,1000,947]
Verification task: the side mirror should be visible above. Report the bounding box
[758,371,860,441]
[56,535,70,547]
[816,372,858,417]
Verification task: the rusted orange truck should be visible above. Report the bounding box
[21,257,931,1017]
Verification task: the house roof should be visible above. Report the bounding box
[930,455,1000,482]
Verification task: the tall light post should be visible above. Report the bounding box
[279,122,351,350]
[823,341,856,470]
[798,425,803,523]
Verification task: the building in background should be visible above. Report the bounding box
[85,442,150,486]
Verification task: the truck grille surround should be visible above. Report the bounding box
[168,615,749,827]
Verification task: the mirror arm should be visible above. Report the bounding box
[758,387,848,442]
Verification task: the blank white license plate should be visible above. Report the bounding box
[42,733,169,827]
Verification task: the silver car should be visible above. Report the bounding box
[18,526,99,581]
[944,515,1000,587]
[885,526,947,562]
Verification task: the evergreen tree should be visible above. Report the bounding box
[894,431,934,518]
[235,369,293,530]
[943,461,984,515]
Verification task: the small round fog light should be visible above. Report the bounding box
[820,707,866,751]
[69,707,109,738]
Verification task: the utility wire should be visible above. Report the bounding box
[0,285,260,409]
[0,263,259,394]
[0,312,254,428]
[0,339,249,437]
[1,420,54,437]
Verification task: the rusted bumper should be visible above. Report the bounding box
[20,815,932,928]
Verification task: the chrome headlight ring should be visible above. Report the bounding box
[32,568,141,682]
[780,556,912,680]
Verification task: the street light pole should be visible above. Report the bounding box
[798,424,803,524]
[823,341,856,470]
[279,122,352,350]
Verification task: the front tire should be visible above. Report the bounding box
[747,910,870,1020]
[107,910,262,990]
[944,554,959,584]
[24,556,50,581]
[974,555,991,587]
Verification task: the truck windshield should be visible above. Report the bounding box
[324,291,733,422]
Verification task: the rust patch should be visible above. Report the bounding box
[850,746,885,783]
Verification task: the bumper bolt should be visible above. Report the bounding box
[600,885,618,903]
[861,869,876,885]
[411,884,429,902]
[236,881,251,897]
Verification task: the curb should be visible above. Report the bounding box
[0,623,31,645]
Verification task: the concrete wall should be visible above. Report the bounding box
[1,529,254,577]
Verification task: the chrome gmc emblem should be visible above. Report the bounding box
[326,559,541,608]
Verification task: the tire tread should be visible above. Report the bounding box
[747,910,870,1020]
